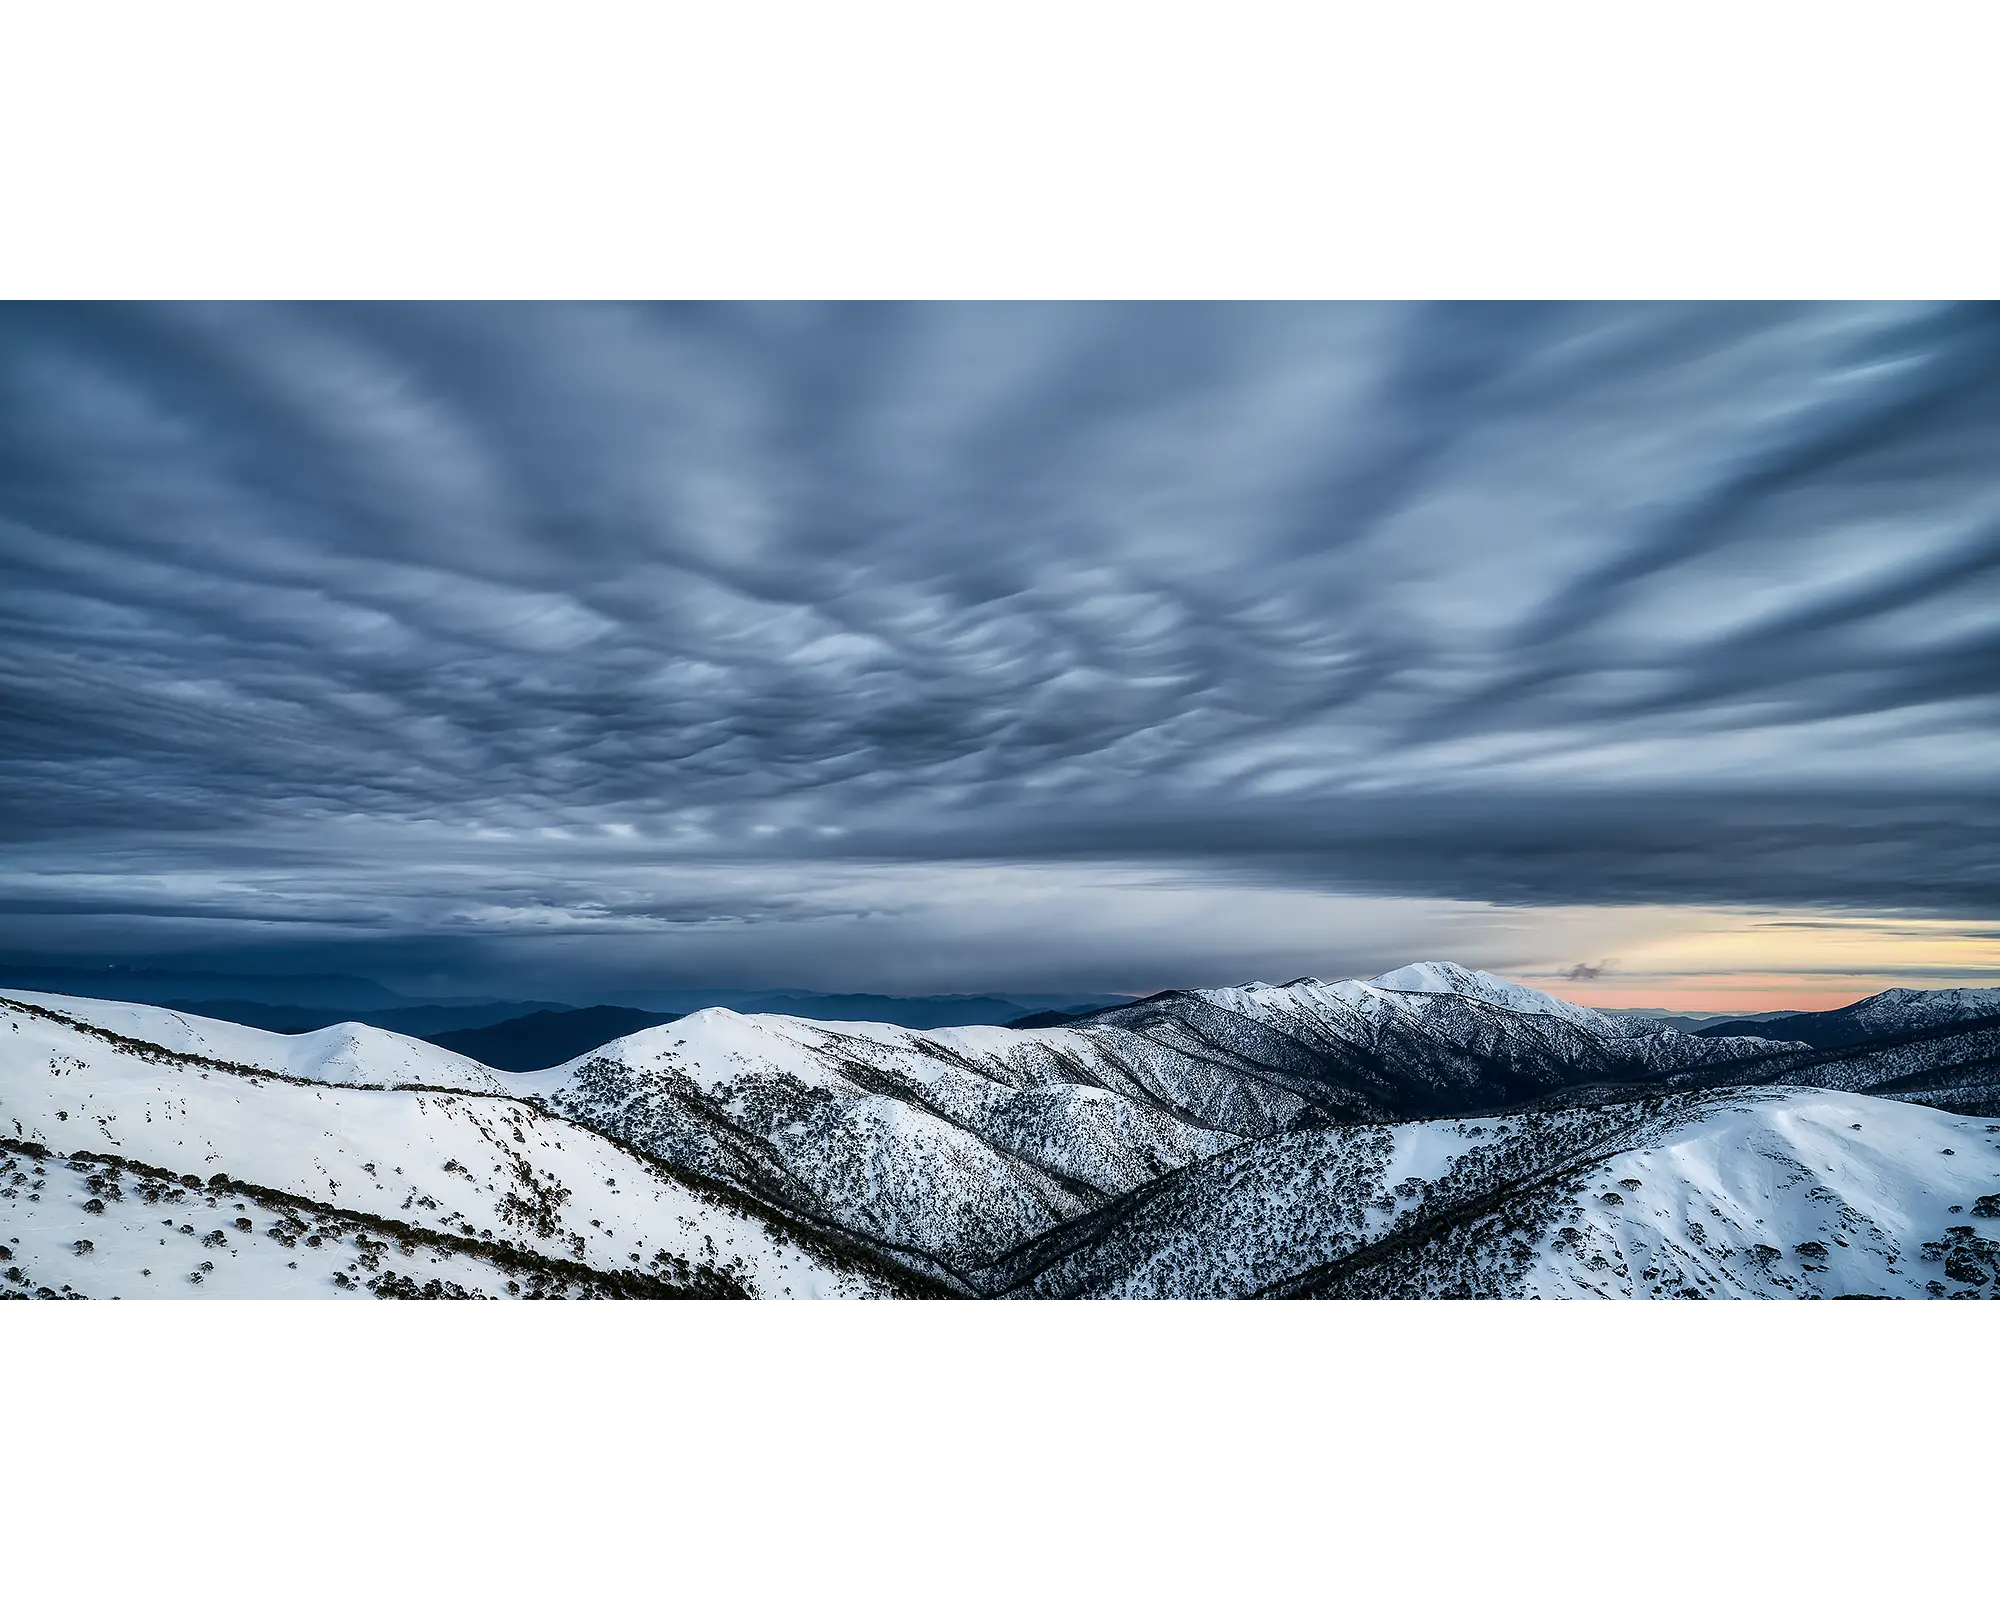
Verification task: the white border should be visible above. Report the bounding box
[4,1302,1993,1597]
[3,3,1995,298]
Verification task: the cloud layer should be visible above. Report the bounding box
[2,302,1997,992]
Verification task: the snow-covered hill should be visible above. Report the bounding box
[1358,960,1667,1035]
[1,988,503,1092]
[0,992,914,1299]
[1839,985,2000,1036]
[1081,962,1797,1121]
[995,1088,2000,1300]
[510,1007,1249,1283]
[6,968,1990,1300]
[1696,984,2000,1050]
[1659,1014,2000,1118]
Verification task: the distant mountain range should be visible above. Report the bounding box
[134,997,577,1037]
[425,1006,685,1072]
[0,964,416,1010]
[5,964,1996,1299]
[687,992,1126,1029]
[1598,1007,1807,1034]
[0,965,1123,1061]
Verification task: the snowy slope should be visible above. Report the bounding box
[1085,965,1796,1123]
[1,988,502,1092]
[998,1087,2000,1300]
[1662,1014,2000,1118]
[512,1007,1247,1279]
[0,992,909,1299]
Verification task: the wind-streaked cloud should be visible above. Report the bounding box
[2,301,1996,996]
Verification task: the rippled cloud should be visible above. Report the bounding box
[2,301,1996,991]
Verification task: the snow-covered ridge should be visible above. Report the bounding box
[1370,959,1655,1030]
[511,1004,1247,1279]
[1002,1088,2000,1300]
[1693,982,2000,1052]
[1843,985,2000,1034]
[0,992,905,1299]
[1197,960,1666,1039]
[0,988,503,1093]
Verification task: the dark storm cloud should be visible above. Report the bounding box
[2,301,1997,988]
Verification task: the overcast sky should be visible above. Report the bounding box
[3,301,1997,1003]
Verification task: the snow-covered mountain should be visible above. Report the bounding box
[1,988,504,1093]
[0,991,920,1299]
[1074,962,1796,1122]
[1696,984,2000,1050]
[504,962,1798,1281]
[994,1088,2000,1300]
[510,1007,1251,1285]
[1358,960,1667,1034]
[4,968,1991,1299]
[1195,960,1748,1048]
